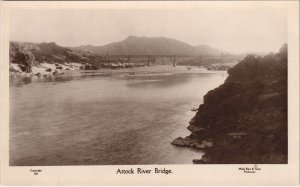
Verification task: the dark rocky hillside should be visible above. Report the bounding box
[172,44,288,164]
[10,41,105,64]
[9,41,109,73]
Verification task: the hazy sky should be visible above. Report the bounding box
[10,8,287,54]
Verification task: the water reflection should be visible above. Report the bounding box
[9,67,227,165]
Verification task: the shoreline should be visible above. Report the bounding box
[171,46,288,164]
[9,64,227,79]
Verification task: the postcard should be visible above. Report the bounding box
[0,1,299,185]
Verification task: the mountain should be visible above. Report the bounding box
[172,44,288,164]
[9,41,105,73]
[72,36,222,56]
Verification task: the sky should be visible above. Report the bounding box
[9,7,287,54]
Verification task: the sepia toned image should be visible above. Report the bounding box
[1,1,299,186]
[8,5,289,166]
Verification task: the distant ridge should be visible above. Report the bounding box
[71,36,223,56]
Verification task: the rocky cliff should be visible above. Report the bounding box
[172,44,288,164]
[9,42,115,75]
[10,41,106,73]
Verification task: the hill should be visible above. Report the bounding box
[72,36,222,56]
[9,41,107,73]
[172,44,288,164]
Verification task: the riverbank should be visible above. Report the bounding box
[9,62,82,77]
[9,63,222,79]
[10,65,227,165]
[172,44,288,164]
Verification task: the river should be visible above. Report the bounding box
[9,66,227,165]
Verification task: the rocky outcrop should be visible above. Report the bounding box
[9,41,105,74]
[11,49,36,73]
[79,63,100,70]
[171,137,214,149]
[173,44,288,164]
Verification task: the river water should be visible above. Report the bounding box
[9,66,227,165]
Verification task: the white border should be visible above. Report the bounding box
[1,1,299,185]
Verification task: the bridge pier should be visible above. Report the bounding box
[173,56,177,67]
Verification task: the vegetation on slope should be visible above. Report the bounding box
[173,44,288,164]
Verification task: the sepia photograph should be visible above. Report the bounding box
[1,1,299,185]
[8,3,289,166]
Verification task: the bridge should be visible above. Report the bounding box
[101,54,200,66]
